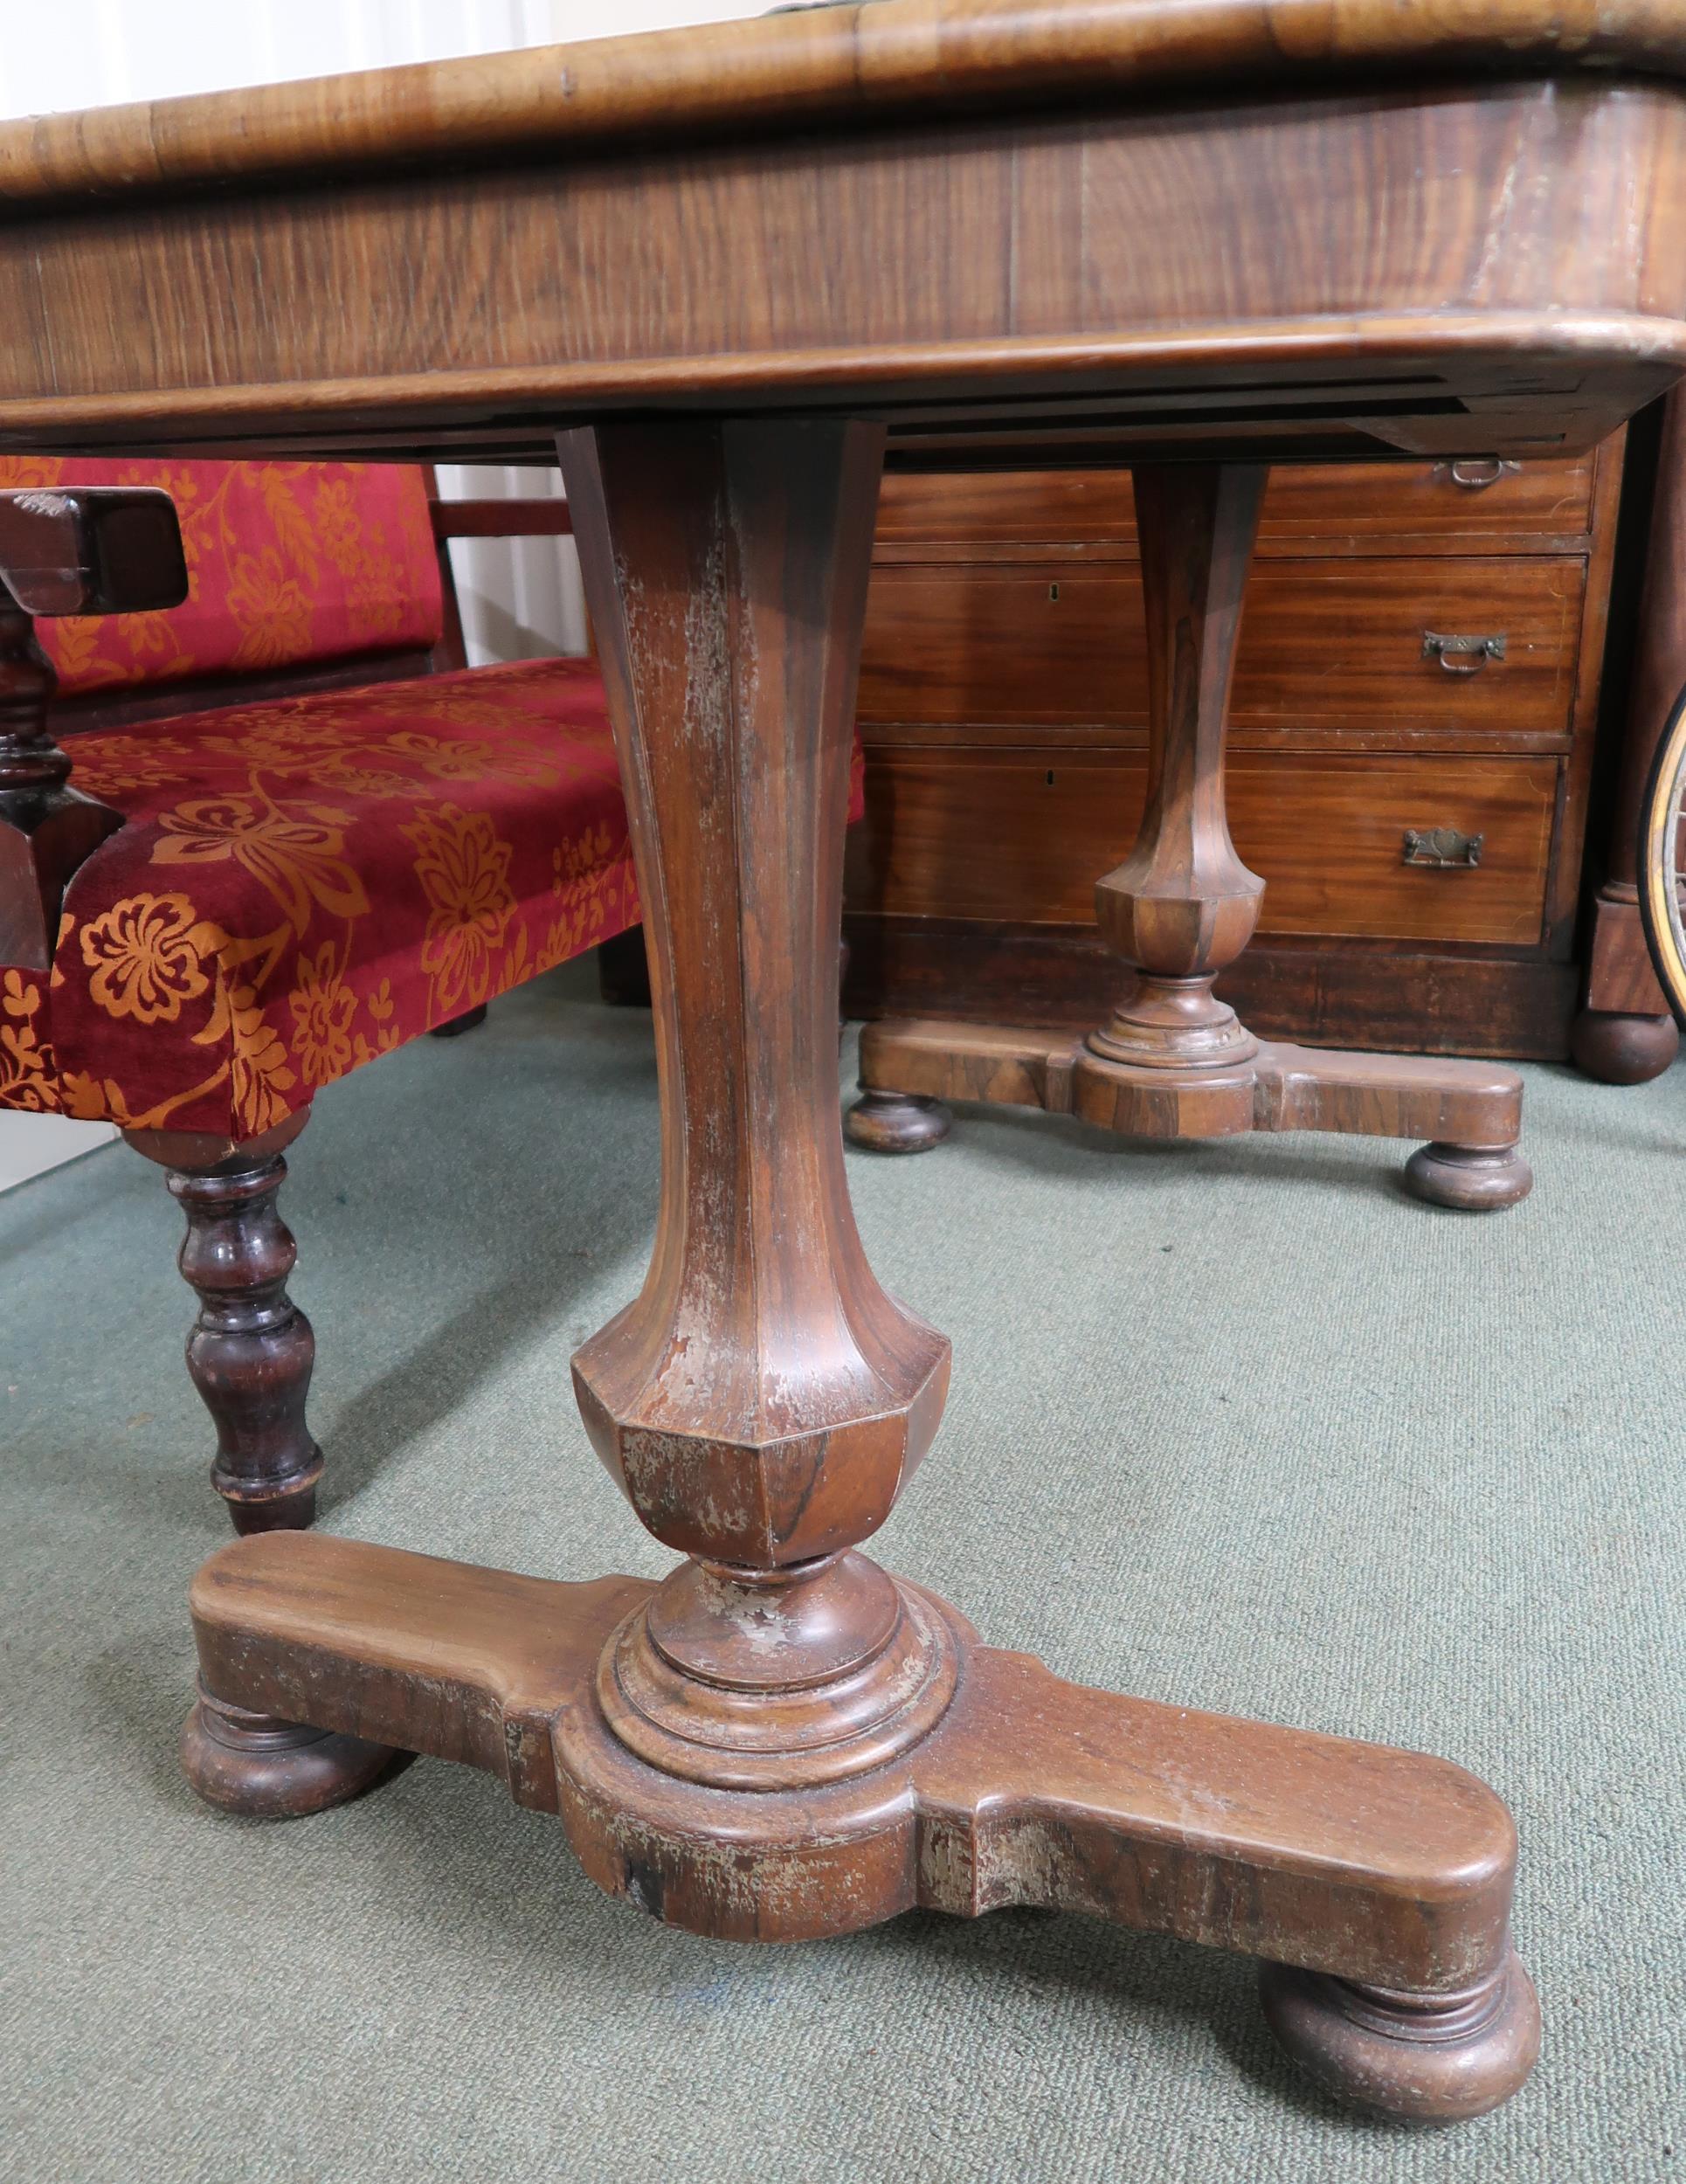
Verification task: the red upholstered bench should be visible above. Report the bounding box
[0,462,642,1532]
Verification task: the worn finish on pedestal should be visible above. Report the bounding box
[185,1528,1539,2120]
[10,0,1686,2128]
[558,415,957,1791]
[175,412,1542,2123]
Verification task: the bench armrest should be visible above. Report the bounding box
[0,486,188,617]
[0,487,186,967]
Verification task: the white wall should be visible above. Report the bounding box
[0,3,770,115]
[0,0,768,1189]
[0,1,770,668]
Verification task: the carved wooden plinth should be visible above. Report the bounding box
[182,417,1538,2125]
[848,461,1531,1211]
[854,1019,1532,1208]
[187,1529,1538,2121]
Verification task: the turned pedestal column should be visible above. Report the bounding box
[850,462,1533,1211]
[180,418,1538,2123]
[563,418,958,1788]
[1076,465,1268,1125]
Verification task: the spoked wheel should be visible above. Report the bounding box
[1640,684,1686,1034]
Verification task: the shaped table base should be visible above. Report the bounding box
[180,415,1540,2130]
[184,1531,1539,2124]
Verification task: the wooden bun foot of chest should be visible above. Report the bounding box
[851,1016,1532,1210]
[183,1529,1539,2126]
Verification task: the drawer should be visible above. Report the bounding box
[1259,459,1596,544]
[876,471,1138,546]
[874,456,1597,549]
[845,748,1558,945]
[857,557,1584,736]
[1235,559,1583,736]
[860,567,1137,725]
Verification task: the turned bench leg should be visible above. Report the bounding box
[124,1109,322,1533]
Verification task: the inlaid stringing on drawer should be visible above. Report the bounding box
[846,746,1558,946]
[874,456,1598,549]
[857,556,1586,739]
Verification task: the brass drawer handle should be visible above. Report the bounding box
[1422,630,1506,674]
[1442,459,1523,490]
[1402,827,1484,869]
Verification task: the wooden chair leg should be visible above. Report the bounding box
[125,1109,322,1533]
[429,1003,487,1039]
[597,925,653,1006]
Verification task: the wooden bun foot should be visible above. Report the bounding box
[221,1462,321,1536]
[1259,1950,1540,2123]
[846,1089,952,1153]
[181,1682,402,1819]
[430,1002,488,1039]
[1569,1008,1679,1084]
[1403,1142,1532,1212]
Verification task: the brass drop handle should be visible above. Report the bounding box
[1402,827,1484,869]
[1443,459,1522,490]
[1422,630,1506,674]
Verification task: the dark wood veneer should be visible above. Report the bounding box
[9,0,1680,2120]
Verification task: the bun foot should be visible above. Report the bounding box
[430,1002,488,1039]
[1260,1951,1540,2123]
[1569,1008,1679,1084]
[221,1462,321,1537]
[846,1089,952,1154]
[182,1683,403,1819]
[1403,1142,1532,1211]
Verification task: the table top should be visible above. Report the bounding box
[3,0,1685,203]
[2,0,1685,467]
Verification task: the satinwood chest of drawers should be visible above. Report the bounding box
[843,444,1627,1057]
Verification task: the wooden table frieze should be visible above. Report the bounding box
[11,0,1686,2129]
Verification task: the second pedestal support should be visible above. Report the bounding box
[849,460,1531,1209]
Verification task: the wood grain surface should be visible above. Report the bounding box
[860,558,1585,737]
[2,0,1684,203]
[848,748,1558,943]
[874,455,1600,549]
[190,1527,1525,1999]
[1,81,1683,464]
[17,12,1649,2114]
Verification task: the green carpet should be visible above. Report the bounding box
[3,958,1682,2183]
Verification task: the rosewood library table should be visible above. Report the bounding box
[7,0,1686,2125]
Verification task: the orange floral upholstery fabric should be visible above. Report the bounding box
[0,660,640,1136]
[0,457,443,691]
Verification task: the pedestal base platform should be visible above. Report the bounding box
[185,1531,1537,2122]
[851,1019,1532,1209]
